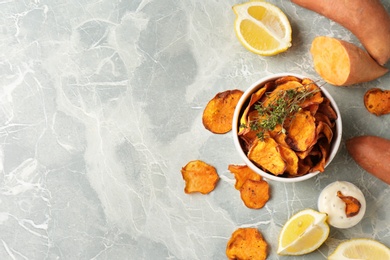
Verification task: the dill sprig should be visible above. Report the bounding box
[249,85,321,140]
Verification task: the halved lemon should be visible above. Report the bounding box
[328,238,390,260]
[277,208,329,255]
[232,1,292,56]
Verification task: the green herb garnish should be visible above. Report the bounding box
[249,86,320,140]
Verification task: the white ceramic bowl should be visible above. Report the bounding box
[232,73,342,183]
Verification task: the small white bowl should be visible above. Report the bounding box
[232,73,342,183]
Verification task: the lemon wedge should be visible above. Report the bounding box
[232,1,292,56]
[328,238,390,260]
[277,209,329,255]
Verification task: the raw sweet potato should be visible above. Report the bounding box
[310,36,388,86]
[364,88,390,116]
[346,135,390,185]
[292,0,390,65]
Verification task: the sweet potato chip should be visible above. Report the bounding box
[310,139,329,172]
[203,89,243,134]
[262,81,303,108]
[295,156,315,176]
[337,191,361,218]
[279,145,299,175]
[240,179,270,209]
[314,112,333,128]
[318,97,338,121]
[299,79,324,109]
[316,121,333,144]
[248,138,286,176]
[181,160,219,194]
[239,84,271,134]
[226,228,268,260]
[286,110,316,152]
[228,164,262,190]
[269,124,289,147]
[274,75,301,85]
[364,88,390,116]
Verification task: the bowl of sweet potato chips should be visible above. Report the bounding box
[232,73,342,182]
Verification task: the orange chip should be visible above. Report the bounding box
[248,137,286,176]
[316,121,333,144]
[318,97,338,121]
[240,179,270,209]
[337,191,361,218]
[285,110,316,152]
[279,145,299,175]
[297,158,312,176]
[299,78,324,109]
[228,164,262,190]
[314,112,333,128]
[364,88,390,116]
[226,228,268,260]
[269,124,289,147]
[202,89,244,134]
[181,160,219,194]
[310,139,329,173]
[262,80,303,108]
[274,75,301,85]
[239,84,270,134]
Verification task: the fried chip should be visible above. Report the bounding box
[240,179,270,209]
[364,88,390,116]
[239,84,271,134]
[279,145,299,175]
[316,121,333,144]
[228,164,262,190]
[239,110,262,149]
[318,97,338,121]
[337,191,361,218]
[269,124,289,147]
[299,79,324,109]
[286,110,316,152]
[248,138,286,176]
[274,75,301,85]
[310,139,329,172]
[297,159,311,176]
[314,112,333,128]
[181,160,219,194]
[262,80,303,108]
[226,228,268,260]
[203,89,244,134]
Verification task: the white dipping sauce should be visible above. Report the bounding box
[318,181,366,229]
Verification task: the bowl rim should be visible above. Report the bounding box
[232,73,342,183]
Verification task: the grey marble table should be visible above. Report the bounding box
[1,0,389,259]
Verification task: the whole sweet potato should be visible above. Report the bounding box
[346,136,390,185]
[292,0,390,65]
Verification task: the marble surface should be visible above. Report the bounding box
[1,0,389,259]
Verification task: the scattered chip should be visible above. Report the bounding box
[226,228,268,260]
[337,191,361,218]
[202,89,244,134]
[181,160,219,194]
[228,164,262,190]
[240,179,270,209]
[364,88,390,116]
